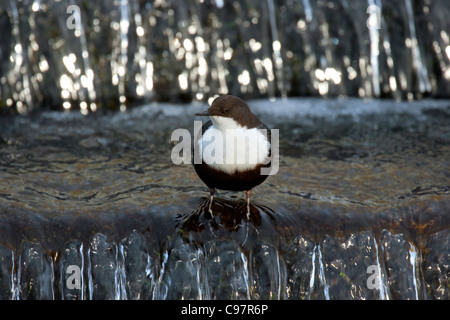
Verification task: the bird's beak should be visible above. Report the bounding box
[195,110,210,116]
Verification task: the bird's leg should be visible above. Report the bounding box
[245,189,252,220]
[208,187,215,217]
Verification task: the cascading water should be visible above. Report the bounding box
[3,227,447,300]
[0,0,449,301]
[0,0,449,114]
[316,244,330,300]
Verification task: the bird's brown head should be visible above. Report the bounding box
[195,95,260,128]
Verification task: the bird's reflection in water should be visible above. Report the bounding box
[176,197,278,247]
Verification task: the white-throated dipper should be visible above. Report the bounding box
[194,95,272,217]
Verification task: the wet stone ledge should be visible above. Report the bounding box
[0,98,449,299]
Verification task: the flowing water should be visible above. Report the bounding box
[0,98,449,300]
[0,0,449,114]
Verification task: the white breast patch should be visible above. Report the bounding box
[197,116,270,174]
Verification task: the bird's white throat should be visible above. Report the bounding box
[210,115,241,131]
[197,116,270,174]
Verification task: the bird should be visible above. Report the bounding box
[193,95,272,218]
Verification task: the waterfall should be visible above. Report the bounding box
[0,0,448,114]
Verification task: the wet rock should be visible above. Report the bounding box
[284,235,315,300]
[88,233,125,300]
[158,237,205,300]
[19,242,54,300]
[58,240,85,300]
[121,230,155,300]
[204,240,250,300]
[320,231,388,300]
[0,245,13,300]
[423,229,450,300]
[250,240,286,300]
[380,230,423,300]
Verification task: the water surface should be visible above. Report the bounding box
[0,98,449,299]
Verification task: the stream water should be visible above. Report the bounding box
[0,98,449,299]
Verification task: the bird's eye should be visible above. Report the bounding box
[223,107,230,113]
